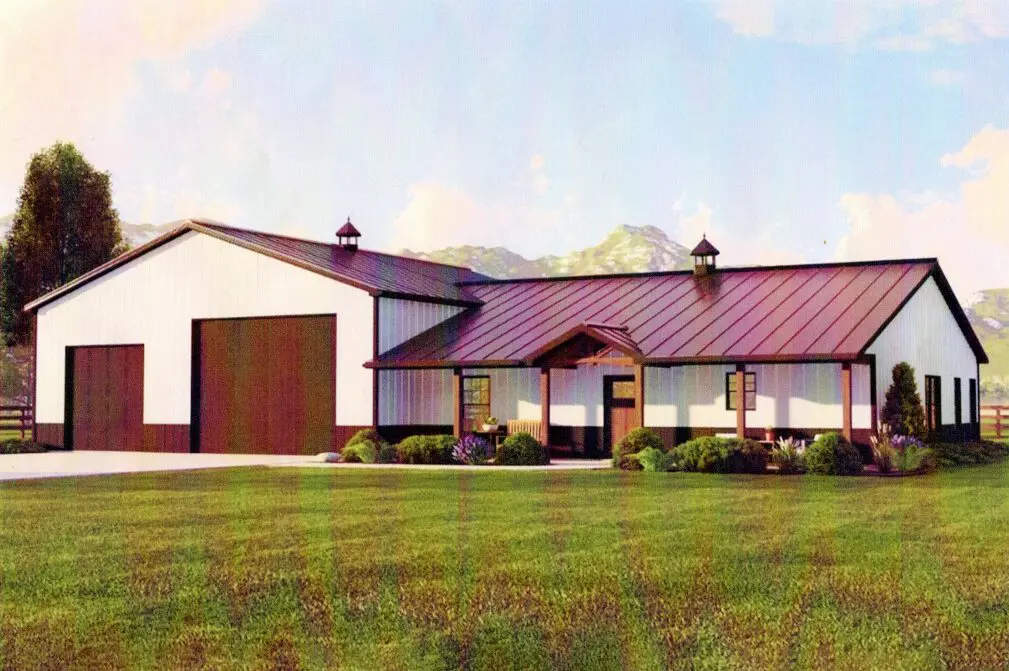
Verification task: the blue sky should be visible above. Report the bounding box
[1,0,1008,296]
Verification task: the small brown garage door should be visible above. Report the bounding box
[195,315,335,454]
[67,345,144,451]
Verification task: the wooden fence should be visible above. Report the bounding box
[0,405,33,440]
[981,405,1009,441]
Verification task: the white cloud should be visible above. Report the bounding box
[0,0,267,197]
[712,0,1009,49]
[673,199,804,266]
[928,68,966,86]
[200,68,234,98]
[391,181,564,254]
[528,153,550,194]
[837,124,1009,296]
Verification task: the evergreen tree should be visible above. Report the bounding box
[881,362,926,437]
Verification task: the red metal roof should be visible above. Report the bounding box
[25,219,490,310]
[336,219,361,237]
[370,259,989,367]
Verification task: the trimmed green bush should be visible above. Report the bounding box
[397,435,456,465]
[881,362,926,438]
[341,440,378,463]
[894,444,936,474]
[673,436,768,474]
[616,452,643,471]
[611,427,665,467]
[376,442,399,464]
[929,440,1009,468]
[636,446,678,472]
[0,439,46,455]
[496,432,549,466]
[346,428,383,448]
[804,433,863,475]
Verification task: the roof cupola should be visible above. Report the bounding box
[336,217,361,251]
[690,234,719,276]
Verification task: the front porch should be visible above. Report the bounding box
[375,325,877,456]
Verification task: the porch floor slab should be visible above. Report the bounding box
[279,458,613,472]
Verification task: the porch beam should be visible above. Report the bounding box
[540,367,551,447]
[736,364,746,439]
[452,367,464,438]
[841,362,853,442]
[633,363,645,429]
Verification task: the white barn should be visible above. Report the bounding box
[26,219,987,457]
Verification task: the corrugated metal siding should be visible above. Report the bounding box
[379,362,868,430]
[865,276,979,424]
[645,363,871,429]
[378,298,465,354]
[36,231,375,426]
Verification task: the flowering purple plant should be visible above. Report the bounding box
[452,434,493,465]
[891,435,924,451]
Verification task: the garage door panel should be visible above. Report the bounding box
[69,346,144,451]
[197,315,335,455]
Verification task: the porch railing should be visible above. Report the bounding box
[0,405,33,441]
[981,405,1009,441]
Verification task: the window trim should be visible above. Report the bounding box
[969,378,978,425]
[925,375,942,432]
[461,375,491,433]
[725,371,757,411]
[953,377,962,427]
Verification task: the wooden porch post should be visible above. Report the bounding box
[634,363,645,429]
[452,367,464,438]
[841,362,853,443]
[735,364,746,439]
[540,367,551,447]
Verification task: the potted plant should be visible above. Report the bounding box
[481,416,498,432]
[764,425,775,442]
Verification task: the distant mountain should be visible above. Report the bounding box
[0,214,174,249]
[401,224,693,278]
[965,289,1009,382]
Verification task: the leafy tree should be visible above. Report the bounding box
[0,143,125,344]
[881,362,926,437]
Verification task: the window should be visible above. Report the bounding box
[611,380,635,400]
[725,372,756,411]
[462,376,491,432]
[954,377,962,427]
[970,379,978,425]
[925,375,942,432]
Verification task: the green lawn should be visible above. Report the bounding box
[3,466,1009,670]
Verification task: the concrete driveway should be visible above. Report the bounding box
[0,451,312,481]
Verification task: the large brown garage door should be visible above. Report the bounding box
[195,315,335,454]
[67,345,144,451]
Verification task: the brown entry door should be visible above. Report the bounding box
[195,315,335,454]
[67,345,144,451]
[604,375,638,453]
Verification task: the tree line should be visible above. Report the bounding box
[0,142,125,345]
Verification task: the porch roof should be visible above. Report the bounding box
[367,258,988,369]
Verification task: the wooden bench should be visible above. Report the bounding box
[506,419,545,445]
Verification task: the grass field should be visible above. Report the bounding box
[2,466,1009,670]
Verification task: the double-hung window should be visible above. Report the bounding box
[725,372,756,411]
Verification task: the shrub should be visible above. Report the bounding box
[881,362,926,438]
[804,433,863,475]
[452,435,492,465]
[894,443,936,474]
[611,428,666,467]
[346,428,383,448]
[341,440,378,463]
[375,442,399,464]
[616,452,642,471]
[636,446,678,472]
[398,435,457,464]
[771,437,807,475]
[0,439,46,455]
[496,432,549,466]
[673,436,768,474]
[870,426,896,474]
[928,440,1009,468]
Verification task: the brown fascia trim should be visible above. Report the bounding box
[455,257,941,286]
[366,353,862,370]
[857,264,988,365]
[521,324,644,365]
[24,220,483,313]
